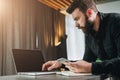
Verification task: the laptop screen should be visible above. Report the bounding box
[12,49,45,72]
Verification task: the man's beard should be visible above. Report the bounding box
[82,15,94,35]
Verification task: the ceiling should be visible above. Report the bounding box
[38,0,118,14]
[38,0,73,11]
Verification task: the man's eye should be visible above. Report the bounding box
[75,18,78,21]
[76,17,80,21]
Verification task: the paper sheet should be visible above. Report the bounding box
[56,71,92,76]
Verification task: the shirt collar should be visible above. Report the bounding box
[91,12,105,38]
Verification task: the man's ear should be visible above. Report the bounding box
[86,8,93,17]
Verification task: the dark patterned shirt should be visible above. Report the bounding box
[83,12,120,78]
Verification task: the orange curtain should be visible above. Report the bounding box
[36,3,66,61]
[0,0,36,75]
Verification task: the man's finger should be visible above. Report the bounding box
[48,64,55,71]
[42,61,52,71]
[42,63,47,71]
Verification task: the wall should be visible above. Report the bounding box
[97,1,120,13]
[65,15,85,60]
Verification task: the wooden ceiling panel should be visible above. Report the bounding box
[39,0,58,10]
[38,0,72,10]
[38,0,118,12]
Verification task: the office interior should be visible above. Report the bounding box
[0,0,120,76]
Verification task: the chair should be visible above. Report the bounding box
[12,49,45,72]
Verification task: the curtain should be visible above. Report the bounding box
[0,0,65,75]
[0,0,36,75]
[36,3,66,61]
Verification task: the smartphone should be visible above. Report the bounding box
[57,58,70,64]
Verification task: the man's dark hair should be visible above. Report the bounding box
[66,0,98,14]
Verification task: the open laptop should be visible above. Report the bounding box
[12,49,57,75]
[12,49,45,72]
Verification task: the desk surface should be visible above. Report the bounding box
[0,74,100,80]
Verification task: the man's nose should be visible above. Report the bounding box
[75,22,80,28]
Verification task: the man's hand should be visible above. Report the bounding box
[42,60,62,71]
[65,60,92,73]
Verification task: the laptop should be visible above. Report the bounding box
[12,49,45,72]
[12,49,57,75]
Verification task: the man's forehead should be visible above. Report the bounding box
[72,8,82,19]
[72,8,80,15]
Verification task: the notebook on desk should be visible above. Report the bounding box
[12,49,45,72]
[12,49,58,76]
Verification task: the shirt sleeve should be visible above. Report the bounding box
[92,58,120,77]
